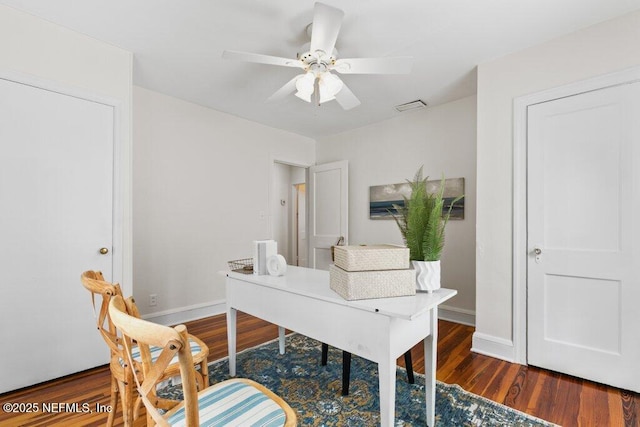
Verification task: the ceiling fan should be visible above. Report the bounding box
[222,2,413,110]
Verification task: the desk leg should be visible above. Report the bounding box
[226,307,237,377]
[378,356,396,427]
[424,307,438,427]
[278,326,285,354]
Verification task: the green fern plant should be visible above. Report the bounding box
[392,166,461,261]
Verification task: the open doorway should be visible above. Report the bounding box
[292,183,307,267]
[272,162,307,266]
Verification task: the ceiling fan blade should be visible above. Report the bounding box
[309,2,344,56]
[222,50,305,69]
[267,75,303,102]
[334,79,361,110]
[333,57,413,74]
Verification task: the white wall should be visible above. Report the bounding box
[316,95,477,324]
[0,4,133,291]
[133,86,314,320]
[475,10,640,360]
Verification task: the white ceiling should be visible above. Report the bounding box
[3,0,640,138]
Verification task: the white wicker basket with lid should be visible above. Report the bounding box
[329,265,416,300]
[333,244,409,272]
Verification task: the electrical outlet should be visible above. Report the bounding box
[149,294,157,307]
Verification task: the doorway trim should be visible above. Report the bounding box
[291,182,306,267]
[512,65,640,364]
[269,156,312,262]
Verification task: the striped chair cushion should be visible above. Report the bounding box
[166,380,287,427]
[120,338,202,366]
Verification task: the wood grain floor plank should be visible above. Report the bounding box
[579,381,611,426]
[622,389,638,427]
[0,313,637,426]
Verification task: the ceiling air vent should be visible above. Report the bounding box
[394,100,427,112]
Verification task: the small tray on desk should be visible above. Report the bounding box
[228,258,254,274]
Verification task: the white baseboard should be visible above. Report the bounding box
[142,299,226,326]
[471,332,518,363]
[438,305,475,326]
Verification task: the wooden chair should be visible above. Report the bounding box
[321,344,414,396]
[80,271,209,426]
[109,294,297,427]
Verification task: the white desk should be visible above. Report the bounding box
[225,266,456,427]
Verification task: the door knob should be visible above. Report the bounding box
[533,246,542,264]
[99,247,109,255]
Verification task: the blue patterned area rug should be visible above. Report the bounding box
[160,334,556,426]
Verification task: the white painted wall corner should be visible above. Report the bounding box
[439,305,475,327]
[471,331,518,363]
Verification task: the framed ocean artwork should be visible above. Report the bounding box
[369,177,465,220]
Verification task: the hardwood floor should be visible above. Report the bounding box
[1,313,637,426]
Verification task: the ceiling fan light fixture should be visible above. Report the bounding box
[295,72,315,103]
[318,84,335,104]
[296,72,315,95]
[224,3,412,109]
[316,72,343,104]
[322,72,343,96]
[295,90,312,102]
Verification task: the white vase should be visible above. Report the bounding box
[412,260,441,293]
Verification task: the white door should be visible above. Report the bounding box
[0,77,115,393]
[308,160,348,270]
[527,82,640,392]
